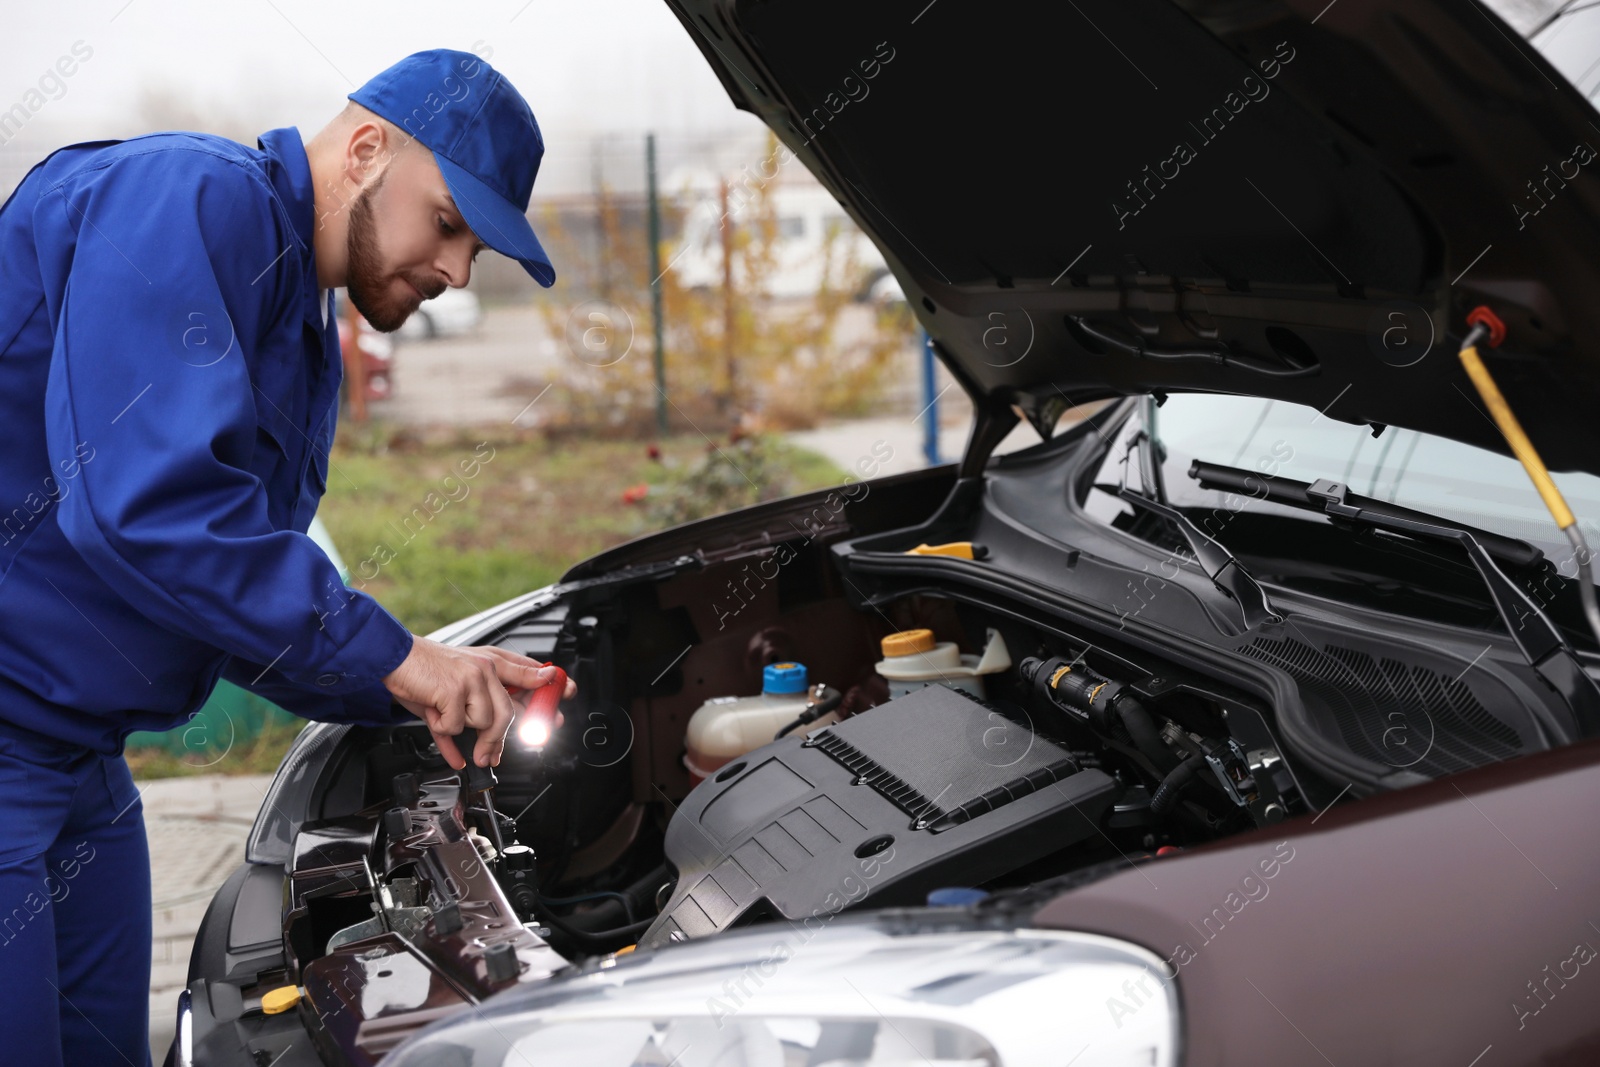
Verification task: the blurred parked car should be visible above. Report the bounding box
[865,268,906,306]
[396,287,482,340]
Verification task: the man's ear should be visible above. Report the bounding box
[345,121,394,189]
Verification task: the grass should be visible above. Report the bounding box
[128,426,847,778]
[125,715,307,779]
[324,427,846,635]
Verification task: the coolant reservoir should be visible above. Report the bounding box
[684,662,836,785]
[876,627,1012,699]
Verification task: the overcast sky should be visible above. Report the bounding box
[6,0,1577,138]
[1,0,762,193]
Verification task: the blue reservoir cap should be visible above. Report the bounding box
[763,661,808,694]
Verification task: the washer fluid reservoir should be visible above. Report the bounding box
[876,627,1012,699]
[683,661,836,785]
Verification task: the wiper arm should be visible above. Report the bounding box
[1191,461,1600,735]
[1189,460,1543,569]
[1111,485,1283,630]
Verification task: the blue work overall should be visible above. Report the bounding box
[0,127,416,1065]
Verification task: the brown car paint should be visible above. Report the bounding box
[1033,738,1600,1064]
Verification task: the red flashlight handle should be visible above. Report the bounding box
[523,665,566,726]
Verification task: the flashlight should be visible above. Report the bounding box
[514,665,566,748]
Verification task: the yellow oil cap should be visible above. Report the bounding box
[261,986,302,1015]
[881,629,936,658]
[905,541,978,559]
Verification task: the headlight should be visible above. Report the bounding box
[385,918,1179,1067]
[244,721,350,864]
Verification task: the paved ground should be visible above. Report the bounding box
[142,773,274,1065]
[372,305,565,426]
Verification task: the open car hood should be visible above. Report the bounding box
[664,0,1600,473]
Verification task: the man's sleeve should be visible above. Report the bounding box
[219,656,415,727]
[41,147,415,697]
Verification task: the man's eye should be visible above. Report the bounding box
[438,216,455,236]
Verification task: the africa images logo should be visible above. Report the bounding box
[169,302,238,368]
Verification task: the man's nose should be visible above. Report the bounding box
[436,245,473,289]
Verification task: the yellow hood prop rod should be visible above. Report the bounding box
[1458,304,1600,648]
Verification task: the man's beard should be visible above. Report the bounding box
[345,171,438,333]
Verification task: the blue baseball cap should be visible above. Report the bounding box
[350,49,556,287]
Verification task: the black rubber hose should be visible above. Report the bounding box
[532,864,673,947]
[531,901,653,949]
[775,685,844,740]
[540,890,636,925]
[1113,694,1180,775]
[537,862,669,934]
[1150,754,1206,816]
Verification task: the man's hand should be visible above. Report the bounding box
[382,635,576,770]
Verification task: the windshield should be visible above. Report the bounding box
[1135,393,1600,579]
[1529,1,1600,105]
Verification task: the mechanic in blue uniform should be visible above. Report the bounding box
[0,49,574,1066]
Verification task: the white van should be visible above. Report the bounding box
[670,179,894,301]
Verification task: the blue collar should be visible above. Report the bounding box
[257,126,338,331]
[257,126,317,278]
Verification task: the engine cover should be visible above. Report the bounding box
[641,683,1117,948]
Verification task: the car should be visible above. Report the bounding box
[394,286,482,340]
[176,1,1600,1064]
[864,266,906,306]
[670,175,892,300]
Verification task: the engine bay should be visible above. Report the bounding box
[222,415,1583,1065]
[270,562,1315,1061]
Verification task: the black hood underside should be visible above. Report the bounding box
[667,0,1600,474]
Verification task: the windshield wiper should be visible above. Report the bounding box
[1190,460,1600,735]
[1190,460,1542,568]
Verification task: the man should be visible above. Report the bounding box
[0,49,569,1065]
